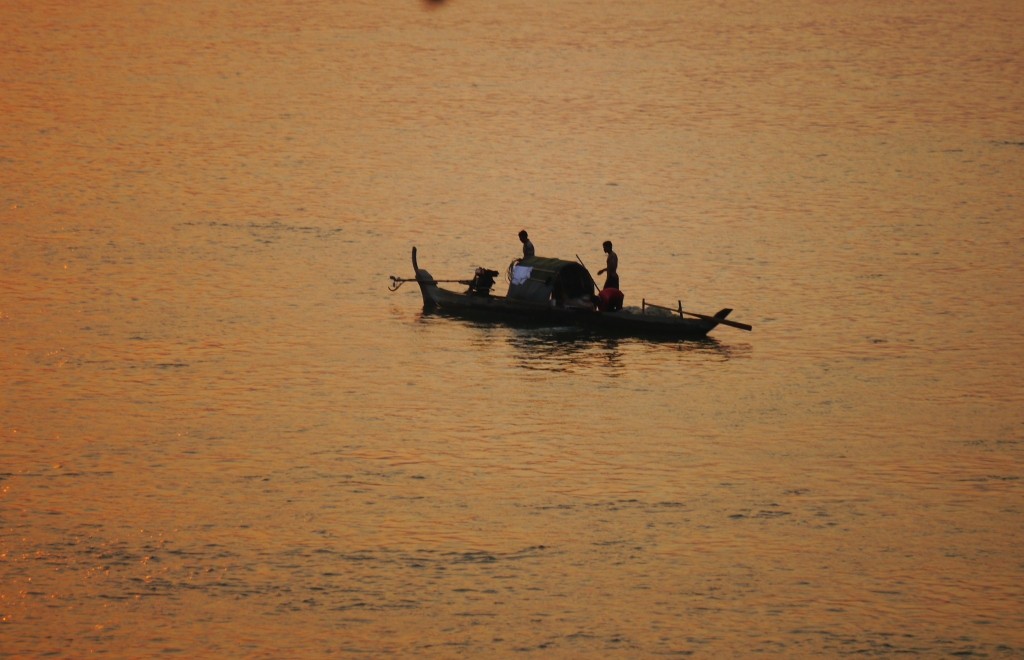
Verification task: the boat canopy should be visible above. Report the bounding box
[506,256,594,304]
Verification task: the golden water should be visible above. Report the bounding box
[2,0,1022,656]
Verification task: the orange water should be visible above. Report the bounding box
[2,0,1022,656]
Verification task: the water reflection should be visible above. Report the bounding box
[413,308,744,373]
[506,330,626,374]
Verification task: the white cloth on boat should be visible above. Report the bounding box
[511,265,533,285]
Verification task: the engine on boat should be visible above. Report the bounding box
[467,267,499,296]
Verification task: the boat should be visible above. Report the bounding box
[389,247,751,340]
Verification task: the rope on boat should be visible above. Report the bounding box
[506,258,522,283]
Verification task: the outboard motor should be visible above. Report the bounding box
[467,267,499,296]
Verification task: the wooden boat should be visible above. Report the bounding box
[389,247,751,340]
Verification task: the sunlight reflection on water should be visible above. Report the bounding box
[2,0,1022,656]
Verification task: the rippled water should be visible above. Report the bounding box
[2,0,1022,656]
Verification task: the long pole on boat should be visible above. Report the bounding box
[575,254,602,294]
[389,275,471,291]
[391,277,470,284]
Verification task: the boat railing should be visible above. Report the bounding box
[641,299,685,317]
[641,300,753,331]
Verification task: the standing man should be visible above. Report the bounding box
[597,240,619,290]
[518,230,535,259]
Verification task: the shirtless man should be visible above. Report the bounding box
[597,240,618,290]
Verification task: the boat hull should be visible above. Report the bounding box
[412,249,719,340]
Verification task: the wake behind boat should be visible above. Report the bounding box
[389,247,751,340]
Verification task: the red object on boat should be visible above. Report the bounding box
[598,288,624,311]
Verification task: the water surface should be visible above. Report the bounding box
[2,0,1022,656]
